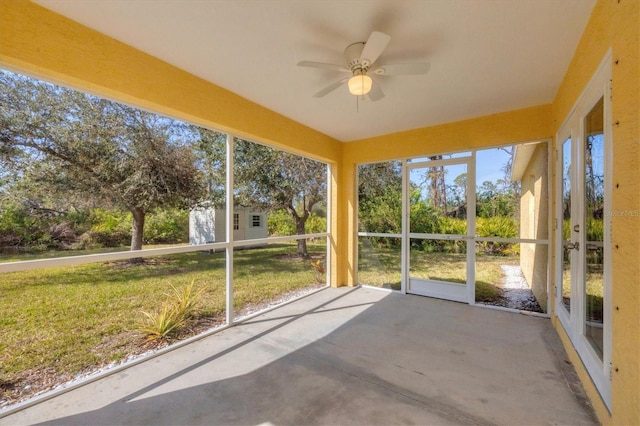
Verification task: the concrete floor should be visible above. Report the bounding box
[1,286,597,425]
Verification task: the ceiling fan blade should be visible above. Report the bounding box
[297,61,350,73]
[372,62,430,76]
[360,31,391,66]
[367,79,385,102]
[313,78,349,97]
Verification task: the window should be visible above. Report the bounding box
[233,213,239,230]
[252,215,261,228]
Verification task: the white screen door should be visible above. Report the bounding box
[405,157,473,302]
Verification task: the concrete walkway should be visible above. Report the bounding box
[1,286,597,425]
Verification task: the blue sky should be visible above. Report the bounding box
[476,147,512,187]
[409,147,513,191]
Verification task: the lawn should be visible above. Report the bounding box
[0,242,326,404]
[357,241,519,302]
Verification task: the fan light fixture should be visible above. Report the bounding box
[348,73,372,96]
[298,30,430,101]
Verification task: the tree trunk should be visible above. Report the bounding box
[295,217,309,258]
[130,207,145,263]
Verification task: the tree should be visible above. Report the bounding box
[427,156,447,213]
[357,161,402,236]
[0,71,205,256]
[232,139,326,257]
[358,161,402,202]
[191,127,227,207]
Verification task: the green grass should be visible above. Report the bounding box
[357,243,514,302]
[0,242,325,390]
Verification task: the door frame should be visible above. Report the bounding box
[554,50,612,409]
[402,155,476,303]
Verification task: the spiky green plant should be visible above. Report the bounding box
[140,281,204,341]
[165,281,205,319]
[139,303,186,341]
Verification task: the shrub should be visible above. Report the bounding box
[139,303,187,341]
[359,193,402,234]
[144,208,189,244]
[437,217,466,235]
[0,203,54,251]
[165,281,205,319]
[268,209,327,237]
[305,214,327,234]
[81,208,132,248]
[409,203,439,234]
[268,209,295,236]
[476,216,517,255]
[476,216,517,239]
[139,281,204,341]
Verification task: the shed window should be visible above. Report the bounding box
[252,215,261,227]
[233,213,239,230]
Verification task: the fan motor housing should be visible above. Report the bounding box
[344,42,370,72]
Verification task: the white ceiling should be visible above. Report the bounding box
[35,0,595,142]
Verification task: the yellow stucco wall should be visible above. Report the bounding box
[519,144,549,312]
[550,0,639,423]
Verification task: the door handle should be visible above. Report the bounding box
[566,241,580,251]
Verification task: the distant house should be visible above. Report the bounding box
[189,206,268,246]
[511,142,549,312]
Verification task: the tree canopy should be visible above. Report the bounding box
[0,70,205,253]
[233,139,327,257]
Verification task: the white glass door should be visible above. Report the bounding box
[556,53,611,408]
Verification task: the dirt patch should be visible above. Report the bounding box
[273,253,324,262]
[102,257,172,268]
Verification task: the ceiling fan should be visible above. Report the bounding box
[298,31,430,101]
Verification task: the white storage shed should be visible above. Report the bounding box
[189,207,268,246]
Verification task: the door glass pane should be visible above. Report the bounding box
[409,238,467,283]
[561,137,572,312]
[409,163,467,234]
[584,97,605,360]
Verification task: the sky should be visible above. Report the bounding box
[475,147,513,186]
[408,146,514,191]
